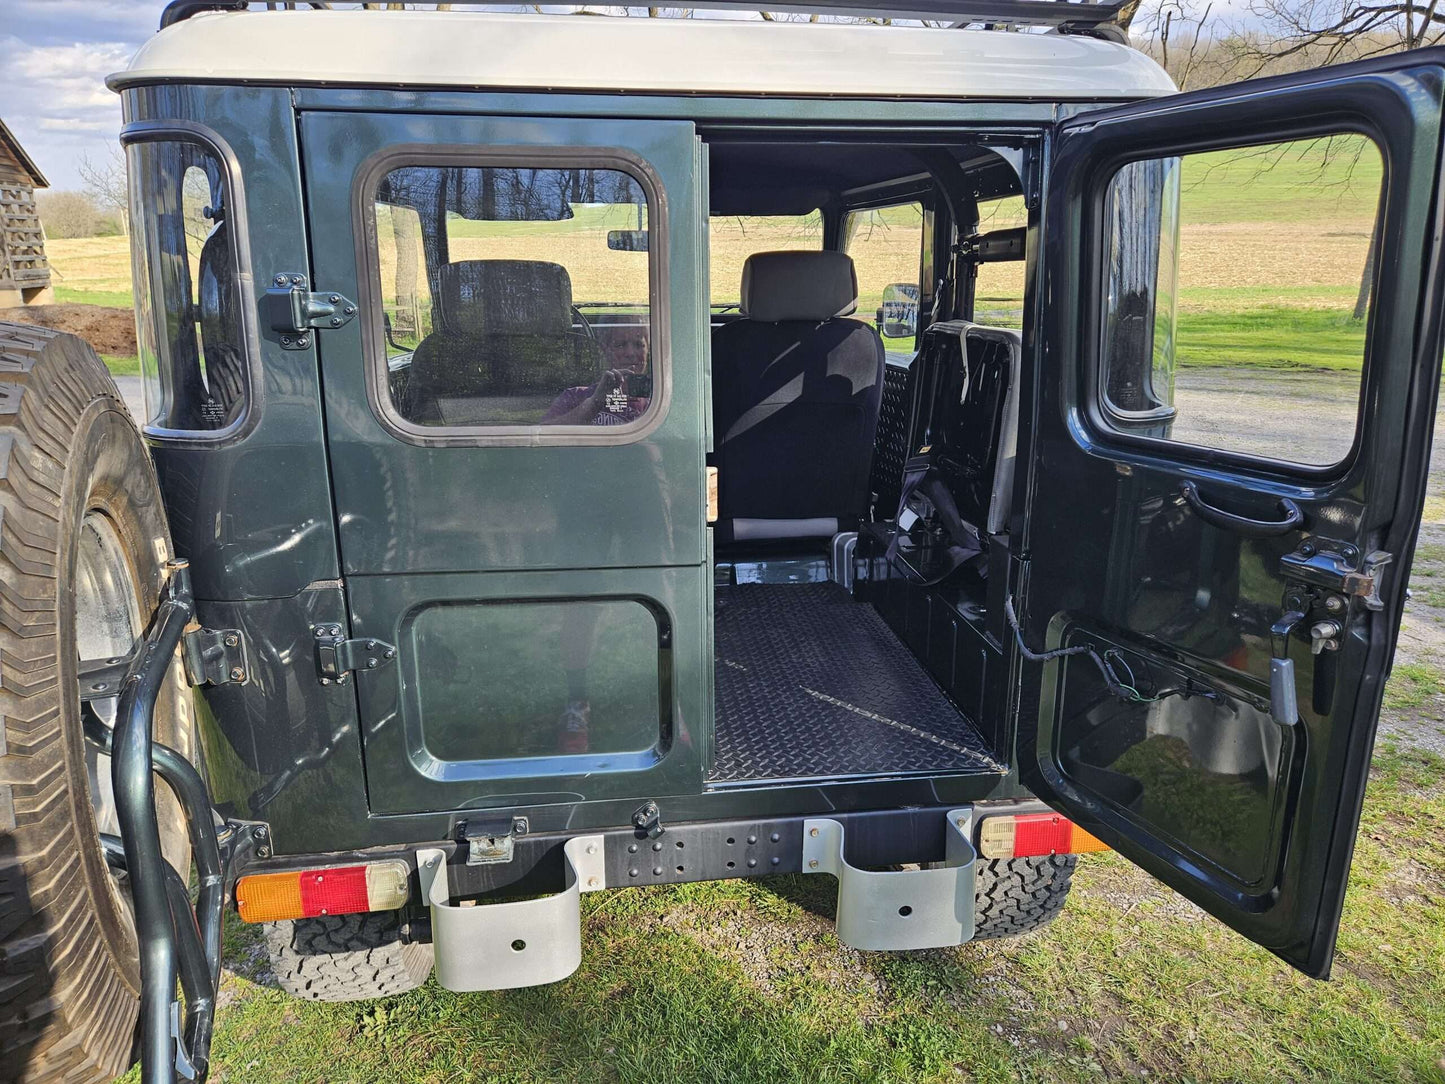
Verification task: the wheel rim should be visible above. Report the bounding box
[75,511,142,847]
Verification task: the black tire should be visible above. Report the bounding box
[264,913,434,1002]
[972,854,1078,940]
[0,324,192,1083]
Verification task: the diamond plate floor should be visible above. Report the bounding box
[710,583,998,783]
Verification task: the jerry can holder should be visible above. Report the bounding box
[802,808,977,949]
[416,807,977,991]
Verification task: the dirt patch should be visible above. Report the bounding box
[0,303,136,356]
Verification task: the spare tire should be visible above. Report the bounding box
[0,324,193,1083]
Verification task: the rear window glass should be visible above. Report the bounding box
[709,213,822,314]
[126,138,247,435]
[974,195,1027,330]
[371,162,658,434]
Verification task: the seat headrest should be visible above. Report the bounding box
[740,250,859,323]
[436,259,574,337]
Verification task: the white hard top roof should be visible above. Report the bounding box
[110,10,1175,100]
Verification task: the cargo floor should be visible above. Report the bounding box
[709,582,998,783]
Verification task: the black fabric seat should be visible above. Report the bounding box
[711,250,886,542]
[405,259,604,426]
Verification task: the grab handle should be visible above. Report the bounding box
[1180,481,1303,538]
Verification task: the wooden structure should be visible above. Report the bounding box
[0,119,52,308]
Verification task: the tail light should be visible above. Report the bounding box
[236,860,410,923]
[977,811,1109,860]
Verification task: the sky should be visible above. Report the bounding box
[0,0,1260,192]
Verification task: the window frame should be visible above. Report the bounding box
[352,144,671,448]
[1081,121,1389,480]
[120,120,262,445]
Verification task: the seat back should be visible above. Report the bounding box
[406,259,604,425]
[711,250,886,541]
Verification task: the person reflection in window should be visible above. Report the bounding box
[543,326,650,427]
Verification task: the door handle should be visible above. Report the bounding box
[1180,481,1303,538]
[1268,610,1306,726]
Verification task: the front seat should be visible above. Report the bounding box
[406,259,604,426]
[711,250,886,543]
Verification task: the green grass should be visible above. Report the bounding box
[1384,663,1445,712]
[53,285,136,309]
[123,743,1445,1084]
[1179,135,1383,225]
[1176,306,1369,372]
[102,354,139,377]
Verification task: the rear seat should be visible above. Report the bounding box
[710,250,886,543]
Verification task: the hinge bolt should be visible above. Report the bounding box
[329,294,341,304]
[331,316,342,327]
[1325,595,1346,614]
[274,273,289,286]
[229,667,245,682]
[224,634,239,648]
[1299,541,1316,557]
[280,336,293,347]
[344,305,357,315]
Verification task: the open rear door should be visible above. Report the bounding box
[1020,49,1445,976]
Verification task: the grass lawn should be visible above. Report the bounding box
[103,354,140,377]
[134,740,1445,1084]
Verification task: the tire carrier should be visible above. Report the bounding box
[80,559,234,1084]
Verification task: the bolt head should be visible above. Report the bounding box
[809,827,819,837]
[290,275,303,285]
[274,274,289,286]
[344,305,357,315]
[281,336,293,346]
[1325,595,1346,613]
[253,825,269,839]
[808,859,819,869]
[587,876,599,888]
[229,667,245,681]
[1300,542,1316,557]
[224,634,240,647]
[329,294,341,304]
[297,337,310,348]
[257,845,271,858]
[367,658,378,668]
[586,844,597,855]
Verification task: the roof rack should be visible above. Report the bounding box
[160,0,1127,34]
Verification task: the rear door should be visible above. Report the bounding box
[1020,50,1445,975]
[299,110,710,815]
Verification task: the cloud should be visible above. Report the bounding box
[0,35,136,189]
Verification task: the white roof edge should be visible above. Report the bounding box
[109,10,1176,100]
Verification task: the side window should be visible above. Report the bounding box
[973,195,1027,329]
[709,212,822,317]
[1099,134,1383,466]
[370,161,658,433]
[126,138,247,435]
[842,202,925,356]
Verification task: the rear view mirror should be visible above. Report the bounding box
[607,229,649,252]
[877,282,919,340]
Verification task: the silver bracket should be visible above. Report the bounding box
[311,623,396,685]
[180,627,247,686]
[802,808,977,950]
[416,836,605,991]
[264,272,358,350]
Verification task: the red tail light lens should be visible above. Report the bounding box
[236,860,410,923]
[977,812,1109,859]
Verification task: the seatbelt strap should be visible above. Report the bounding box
[884,452,986,586]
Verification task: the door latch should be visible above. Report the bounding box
[264,273,358,350]
[1279,540,1392,612]
[311,623,396,685]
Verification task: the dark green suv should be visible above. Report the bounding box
[5,3,1445,1081]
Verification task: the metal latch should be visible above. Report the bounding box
[311,623,396,685]
[265,272,358,350]
[1279,540,1392,612]
[181,627,247,686]
[456,816,529,866]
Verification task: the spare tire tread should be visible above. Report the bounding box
[0,322,169,1083]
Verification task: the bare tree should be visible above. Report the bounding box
[35,191,120,240]
[1234,0,1443,74]
[78,147,130,236]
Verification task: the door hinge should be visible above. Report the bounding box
[1279,540,1392,612]
[264,272,358,350]
[181,626,248,686]
[311,623,397,685]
